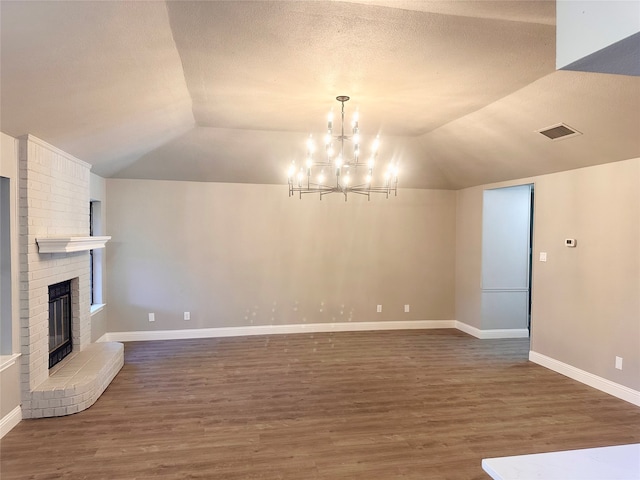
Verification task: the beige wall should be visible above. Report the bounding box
[91,309,108,343]
[532,158,639,391]
[106,158,639,394]
[456,158,639,391]
[105,180,457,332]
[455,187,484,329]
[0,362,21,419]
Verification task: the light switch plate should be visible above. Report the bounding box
[539,252,547,262]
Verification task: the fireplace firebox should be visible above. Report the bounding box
[49,280,72,368]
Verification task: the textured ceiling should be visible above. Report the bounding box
[1,0,638,189]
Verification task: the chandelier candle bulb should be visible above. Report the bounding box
[287,95,399,201]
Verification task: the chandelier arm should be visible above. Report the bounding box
[347,190,371,197]
[297,187,330,193]
[320,189,335,198]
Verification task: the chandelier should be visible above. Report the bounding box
[288,96,398,201]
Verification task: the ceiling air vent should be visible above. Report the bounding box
[537,123,582,141]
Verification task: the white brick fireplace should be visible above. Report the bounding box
[18,135,122,419]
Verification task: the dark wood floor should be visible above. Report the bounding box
[2,329,639,479]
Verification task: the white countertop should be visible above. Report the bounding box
[482,443,640,480]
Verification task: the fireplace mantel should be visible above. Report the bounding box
[36,236,111,253]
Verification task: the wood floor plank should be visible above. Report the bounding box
[2,329,639,479]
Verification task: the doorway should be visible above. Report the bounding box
[481,184,534,334]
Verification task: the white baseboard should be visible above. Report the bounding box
[529,351,640,407]
[0,405,22,439]
[103,321,534,343]
[455,321,529,339]
[104,320,458,342]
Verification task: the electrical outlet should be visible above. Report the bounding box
[184,311,190,321]
[376,305,382,313]
[148,313,155,322]
[539,252,547,262]
[404,304,410,313]
[615,356,623,370]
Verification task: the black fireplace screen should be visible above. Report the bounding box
[49,280,72,368]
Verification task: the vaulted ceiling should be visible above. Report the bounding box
[1,1,638,189]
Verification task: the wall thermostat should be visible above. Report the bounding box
[565,238,576,247]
